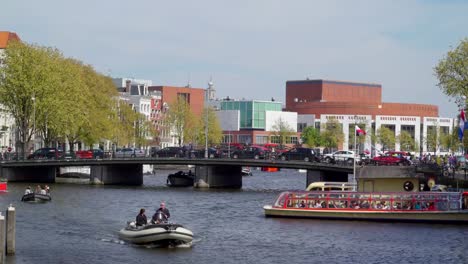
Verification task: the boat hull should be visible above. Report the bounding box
[167,173,194,187]
[118,223,193,245]
[21,193,51,202]
[263,205,468,224]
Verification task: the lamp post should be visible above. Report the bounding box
[204,107,209,159]
[32,94,36,152]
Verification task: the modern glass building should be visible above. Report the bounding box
[221,100,282,129]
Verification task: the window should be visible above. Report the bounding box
[256,136,268,144]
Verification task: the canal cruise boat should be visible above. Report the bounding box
[263,191,468,224]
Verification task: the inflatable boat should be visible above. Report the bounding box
[118,222,193,246]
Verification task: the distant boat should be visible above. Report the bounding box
[241,167,252,176]
[21,193,51,202]
[167,171,194,187]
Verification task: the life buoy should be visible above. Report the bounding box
[443,171,449,177]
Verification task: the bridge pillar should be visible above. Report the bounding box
[1,166,56,183]
[90,164,143,185]
[194,165,242,188]
[306,170,325,188]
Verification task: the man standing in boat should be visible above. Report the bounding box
[152,202,170,223]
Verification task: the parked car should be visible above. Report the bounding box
[322,150,358,164]
[149,146,161,157]
[27,148,62,160]
[153,147,184,158]
[371,154,412,166]
[114,148,146,158]
[75,149,105,159]
[190,147,220,158]
[277,147,320,162]
[231,146,268,159]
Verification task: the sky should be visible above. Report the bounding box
[1,0,467,117]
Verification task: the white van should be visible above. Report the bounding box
[306,182,356,191]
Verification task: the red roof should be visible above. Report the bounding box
[0,31,21,49]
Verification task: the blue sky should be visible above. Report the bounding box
[2,0,467,117]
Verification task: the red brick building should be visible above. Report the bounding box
[149,86,205,117]
[285,79,438,118]
[0,31,21,49]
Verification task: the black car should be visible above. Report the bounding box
[277,147,319,162]
[190,148,220,158]
[27,148,61,160]
[231,147,268,159]
[153,147,184,158]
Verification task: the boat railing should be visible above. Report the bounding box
[274,191,465,212]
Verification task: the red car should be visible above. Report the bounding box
[371,153,412,166]
[75,149,105,159]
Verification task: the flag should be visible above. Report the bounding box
[355,125,366,136]
[459,110,465,141]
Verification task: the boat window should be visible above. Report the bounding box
[307,193,322,199]
[449,201,460,210]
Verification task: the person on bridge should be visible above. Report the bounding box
[152,202,170,223]
[136,208,147,226]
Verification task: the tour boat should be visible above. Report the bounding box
[264,191,468,224]
[118,222,193,246]
[21,193,52,202]
[0,182,7,192]
[167,171,194,187]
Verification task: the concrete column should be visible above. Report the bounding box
[6,206,15,255]
[194,165,242,188]
[1,166,56,183]
[306,170,324,188]
[90,164,143,185]
[0,213,5,264]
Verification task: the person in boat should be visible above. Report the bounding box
[35,185,41,193]
[136,208,147,226]
[45,185,50,194]
[24,186,32,195]
[152,202,170,223]
[39,186,47,195]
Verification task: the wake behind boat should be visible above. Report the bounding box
[118,222,193,246]
[21,193,51,202]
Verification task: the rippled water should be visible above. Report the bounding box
[0,168,467,264]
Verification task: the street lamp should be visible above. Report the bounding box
[32,94,36,152]
[204,107,209,159]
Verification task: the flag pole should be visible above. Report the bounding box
[353,117,357,191]
[353,125,357,191]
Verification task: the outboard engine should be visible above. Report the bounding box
[156,211,167,223]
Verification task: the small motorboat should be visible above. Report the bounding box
[167,171,194,187]
[119,211,193,246]
[118,222,193,246]
[21,193,51,202]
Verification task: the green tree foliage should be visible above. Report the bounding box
[166,96,195,146]
[0,41,65,157]
[321,119,344,150]
[301,126,322,147]
[397,131,415,152]
[271,117,295,147]
[435,38,468,99]
[195,107,222,147]
[376,126,395,151]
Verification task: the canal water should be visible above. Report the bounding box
[0,168,466,264]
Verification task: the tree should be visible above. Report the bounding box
[435,38,468,99]
[376,126,395,151]
[0,41,65,157]
[271,117,295,147]
[397,131,415,152]
[195,107,222,147]
[321,119,344,150]
[301,126,322,147]
[425,126,439,155]
[166,96,196,146]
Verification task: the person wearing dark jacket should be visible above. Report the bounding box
[136,208,147,226]
[152,202,170,223]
